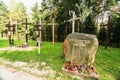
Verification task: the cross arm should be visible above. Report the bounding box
[22,23,31,25]
[41,23,59,26]
[100,24,108,26]
[67,17,81,22]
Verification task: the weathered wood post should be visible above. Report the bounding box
[52,17,55,44]
[72,12,75,33]
[16,20,19,42]
[51,17,58,44]
[5,21,15,46]
[105,16,111,49]
[22,18,31,44]
[34,22,41,46]
[100,16,111,49]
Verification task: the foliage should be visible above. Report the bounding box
[31,2,41,23]
[98,27,106,45]
[111,13,120,47]
[0,1,9,32]
[30,2,41,40]
[84,14,96,34]
[8,0,27,22]
[39,0,118,41]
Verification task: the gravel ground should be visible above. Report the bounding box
[0,65,42,80]
[0,59,56,80]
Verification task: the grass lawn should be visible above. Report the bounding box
[0,38,9,48]
[95,46,120,80]
[0,37,37,47]
[0,38,120,80]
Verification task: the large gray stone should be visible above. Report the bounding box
[63,33,98,65]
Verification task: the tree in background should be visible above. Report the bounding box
[84,14,96,34]
[0,1,9,36]
[39,0,118,42]
[7,0,27,39]
[31,2,41,23]
[0,0,27,39]
[30,2,41,40]
[8,0,27,22]
[111,12,120,48]
[55,0,101,41]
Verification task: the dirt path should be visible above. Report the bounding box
[0,59,56,80]
[0,65,42,80]
[0,46,58,80]
[0,46,37,51]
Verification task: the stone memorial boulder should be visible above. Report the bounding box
[62,33,99,79]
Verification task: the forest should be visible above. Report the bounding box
[0,0,120,48]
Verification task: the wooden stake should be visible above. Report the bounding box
[105,16,110,49]
[72,12,75,33]
[5,20,15,46]
[100,16,111,49]
[40,18,42,42]
[52,17,55,44]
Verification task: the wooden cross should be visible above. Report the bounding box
[34,22,41,46]
[5,21,15,46]
[67,12,81,33]
[100,16,111,49]
[22,18,31,44]
[41,17,58,44]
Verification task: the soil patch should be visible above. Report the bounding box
[0,46,37,51]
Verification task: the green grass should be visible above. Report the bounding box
[95,46,120,80]
[0,42,64,70]
[0,37,36,47]
[0,38,9,47]
[0,38,120,80]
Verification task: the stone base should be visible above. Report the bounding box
[62,66,99,79]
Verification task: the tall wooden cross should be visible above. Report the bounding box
[100,16,111,49]
[34,22,41,46]
[5,21,15,46]
[67,12,81,33]
[41,17,58,44]
[34,21,41,54]
[22,18,31,44]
